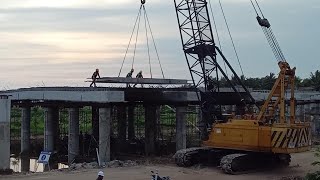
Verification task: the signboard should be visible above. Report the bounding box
[37,151,52,164]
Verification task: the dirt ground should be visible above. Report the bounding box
[1,151,318,180]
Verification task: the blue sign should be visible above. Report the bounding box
[37,151,52,164]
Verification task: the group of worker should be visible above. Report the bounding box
[90,68,143,88]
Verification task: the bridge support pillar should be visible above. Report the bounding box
[44,107,59,170]
[92,107,99,142]
[0,96,11,172]
[117,105,127,141]
[44,107,59,152]
[99,106,111,164]
[21,106,31,172]
[128,105,135,140]
[176,106,187,151]
[68,108,80,165]
[144,105,159,156]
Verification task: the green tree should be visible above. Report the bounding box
[295,76,303,88]
[310,70,320,91]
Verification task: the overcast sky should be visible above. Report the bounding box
[0,0,319,89]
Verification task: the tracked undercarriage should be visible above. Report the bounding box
[174,147,291,174]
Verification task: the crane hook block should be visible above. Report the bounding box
[256,16,271,28]
[141,0,146,4]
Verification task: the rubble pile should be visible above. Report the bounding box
[69,160,137,170]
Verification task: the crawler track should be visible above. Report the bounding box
[174,147,292,175]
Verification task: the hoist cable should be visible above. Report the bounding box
[143,6,153,78]
[118,5,142,77]
[254,0,265,18]
[250,0,259,16]
[250,0,286,62]
[144,5,165,79]
[269,28,286,61]
[132,7,142,69]
[266,28,284,61]
[262,27,281,62]
[208,0,228,77]
[218,0,244,77]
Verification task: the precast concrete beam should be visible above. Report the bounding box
[176,106,187,151]
[99,107,111,164]
[92,77,189,84]
[68,108,80,164]
[21,106,31,172]
[0,96,11,171]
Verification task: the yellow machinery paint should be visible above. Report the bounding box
[203,61,311,155]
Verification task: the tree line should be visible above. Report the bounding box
[217,70,320,91]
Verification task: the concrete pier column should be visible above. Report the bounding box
[0,96,11,171]
[117,105,127,141]
[68,108,80,164]
[176,106,187,151]
[99,107,111,164]
[128,105,135,140]
[21,106,31,172]
[43,107,57,152]
[44,107,59,171]
[92,107,99,141]
[144,105,158,156]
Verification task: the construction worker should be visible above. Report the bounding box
[96,171,104,180]
[133,70,143,88]
[126,69,134,87]
[90,69,101,87]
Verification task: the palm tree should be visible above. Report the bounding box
[309,70,320,91]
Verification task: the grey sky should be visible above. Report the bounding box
[0,0,319,89]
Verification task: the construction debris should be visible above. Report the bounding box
[69,160,138,170]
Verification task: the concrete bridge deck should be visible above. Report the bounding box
[1,87,320,106]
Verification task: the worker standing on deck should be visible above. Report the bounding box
[133,70,143,88]
[126,69,134,87]
[90,69,100,87]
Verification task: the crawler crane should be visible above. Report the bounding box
[173,0,311,174]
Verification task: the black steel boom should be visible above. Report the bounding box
[174,0,255,140]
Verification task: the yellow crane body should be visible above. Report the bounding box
[204,120,311,154]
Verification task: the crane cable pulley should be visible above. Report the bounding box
[118,0,165,79]
[250,0,286,63]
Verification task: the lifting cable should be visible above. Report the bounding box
[143,5,152,78]
[132,7,142,70]
[208,0,228,77]
[118,5,142,77]
[250,0,286,62]
[143,5,165,79]
[218,0,245,77]
[118,0,165,79]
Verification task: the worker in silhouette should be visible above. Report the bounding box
[96,171,104,180]
[126,69,134,87]
[90,69,101,87]
[133,70,143,88]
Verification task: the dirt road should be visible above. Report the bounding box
[1,151,317,180]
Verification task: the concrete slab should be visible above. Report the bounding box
[0,87,124,103]
[88,77,190,84]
